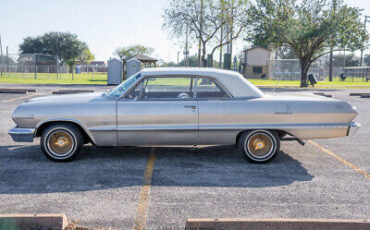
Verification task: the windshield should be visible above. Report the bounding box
[108,72,141,97]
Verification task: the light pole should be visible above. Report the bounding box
[0,35,3,77]
[360,15,370,66]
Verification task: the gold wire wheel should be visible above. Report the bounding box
[48,130,74,155]
[247,133,273,158]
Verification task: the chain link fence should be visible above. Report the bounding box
[266,59,325,81]
[0,53,107,82]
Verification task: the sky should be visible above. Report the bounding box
[1,0,370,63]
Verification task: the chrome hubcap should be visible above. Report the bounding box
[48,131,74,155]
[247,133,273,158]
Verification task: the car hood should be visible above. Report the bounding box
[25,92,106,104]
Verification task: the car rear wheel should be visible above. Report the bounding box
[239,130,280,163]
[41,124,83,161]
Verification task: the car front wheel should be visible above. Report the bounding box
[239,130,280,163]
[41,123,83,161]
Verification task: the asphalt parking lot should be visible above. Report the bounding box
[0,85,369,229]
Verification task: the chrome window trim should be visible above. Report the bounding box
[194,76,233,99]
[119,74,145,99]
[121,75,197,101]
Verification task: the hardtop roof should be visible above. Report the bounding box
[139,67,264,98]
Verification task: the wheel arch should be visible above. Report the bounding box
[236,129,289,144]
[35,119,95,145]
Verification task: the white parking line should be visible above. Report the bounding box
[133,147,156,230]
[309,140,369,180]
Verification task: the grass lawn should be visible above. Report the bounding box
[1,72,370,88]
[249,77,370,88]
[0,72,107,84]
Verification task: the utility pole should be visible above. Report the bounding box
[219,0,224,68]
[225,1,230,55]
[184,25,189,67]
[198,0,204,67]
[0,35,3,77]
[6,46,8,75]
[228,0,234,58]
[360,15,370,66]
[329,0,337,82]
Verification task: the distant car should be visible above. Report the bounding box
[9,68,360,162]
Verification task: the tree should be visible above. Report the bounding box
[208,0,251,63]
[163,0,250,67]
[160,61,178,67]
[247,0,368,87]
[178,55,201,67]
[114,45,154,59]
[277,47,298,59]
[364,53,370,66]
[19,32,89,73]
[79,48,95,64]
[332,53,359,67]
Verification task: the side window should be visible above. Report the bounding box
[142,77,195,100]
[125,80,144,100]
[196,78,230,99]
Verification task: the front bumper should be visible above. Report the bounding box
[347,122,361,136]
[8,127,35,142]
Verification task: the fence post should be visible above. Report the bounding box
[34,54,37,79]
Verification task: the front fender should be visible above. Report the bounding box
[35,118,97,145]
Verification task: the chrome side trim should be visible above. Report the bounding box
[347,122,361,136]
[8,127,35,142]
[90,123,351,132]
[115,125,198,131]
[89,126,117,131]
[198,123,351,130]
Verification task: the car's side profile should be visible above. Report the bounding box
[9,68,360,162]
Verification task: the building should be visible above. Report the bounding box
[122,54,158,79]
[122,54,158,68]
[241,47,273,78]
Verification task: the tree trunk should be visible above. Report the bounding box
[69,64,74,80]
[198,39,202,67]
[299,58,311,87]
[202,41,207,67]
[198,0,204,67]
[300,69,308,87]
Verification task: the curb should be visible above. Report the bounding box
[360,93,370,98]
[349,93,370,98]
[52,89,94,94]
[0,83,107,87]
[0,88,37,94]
[0,214,67,230]
[257,85,370,88]
[313,92,332,97]
[350,93,365,96]
[185,218,370,230]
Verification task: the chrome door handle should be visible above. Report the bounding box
[184,105,196,109]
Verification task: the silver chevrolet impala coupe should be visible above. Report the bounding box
[9,68,360,162]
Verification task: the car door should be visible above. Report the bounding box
[116,76,198,146]
[195,77,237,145]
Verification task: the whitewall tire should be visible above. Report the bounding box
[41,124,83,161]
[239,130,280,163]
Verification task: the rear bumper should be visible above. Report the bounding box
[347,122,361,136]
[8,127,35,142]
